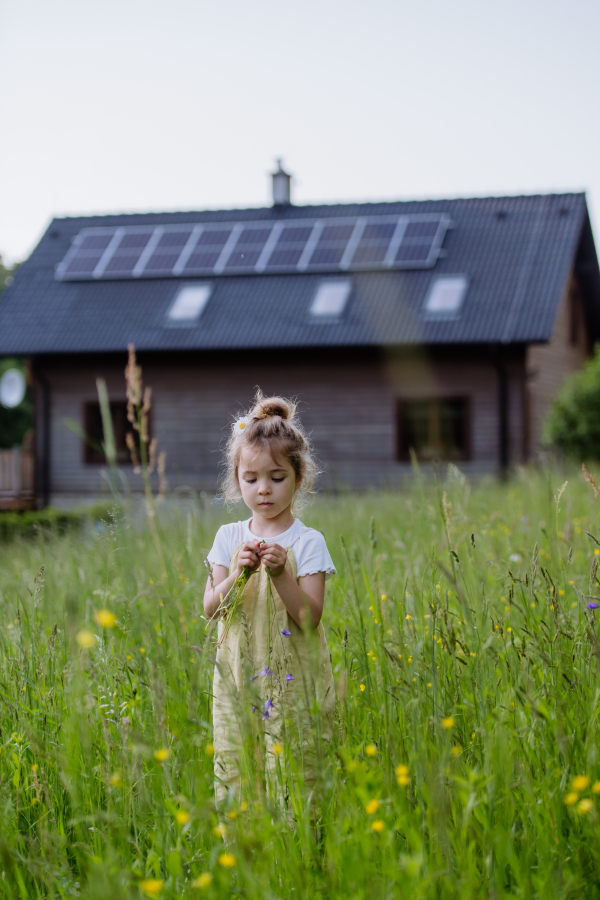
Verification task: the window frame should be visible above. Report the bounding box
[82,400,150,465]
[396,397,470,462]
[422,274,469,319]
[165,282,213,326]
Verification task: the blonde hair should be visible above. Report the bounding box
[221,391,317,510]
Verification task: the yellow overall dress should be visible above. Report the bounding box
[212,539,335,812]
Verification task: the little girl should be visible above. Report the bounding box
[204,394,336,813]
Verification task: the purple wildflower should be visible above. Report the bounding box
[252,706,256,713]
[250,674,259,682]
[262,698,274,720]
[286,673,295,682]
[281,629,291,637]
[259,666,273,678]
[588,601,599,610]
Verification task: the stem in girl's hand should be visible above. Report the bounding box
[210,540,266,646]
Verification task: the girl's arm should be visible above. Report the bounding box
[258,543,325,629]
[203,541,261,618]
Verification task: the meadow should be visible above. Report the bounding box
[1,467,600,899]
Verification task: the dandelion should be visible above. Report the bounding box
[281,629,291,637]
[572,775,590,791]
[218,853,236,868]
[205,743,214,756]
[140,880,164,897]
[365,798,380,814]
[94,609,117,628]
[213,823,227,838]
[175,810,190,825]
[588,601,599,610]
[578,798,593,814]
[192,874,213,889]
[365,744,378,757]
[371,820,385,832]
[564,792,579,806]
[272,743,283,756]
[442,717,455,730]
[154,748,170,762]
[76,630,96,649]
[360,684,366,691]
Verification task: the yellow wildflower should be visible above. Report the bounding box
[450,746,462,757]
[205,743,215,756]
[360,684,366,691]
[272,743,283,756]
[175,810,190,825]
[140,647,146,654]
[381,594,387,600]
[564,792,579,806]
[218,853,236,867]
[572,775,590,792]
[76,630,96,649]
[213,823,227,838]
[154,748,170,762]
[593,782,600,794]
[140,880,163,897]
[109,771,123,787]
[442,717,455,730]
[365,744,378,757]
[192,874,213,889]
[365,799,380,814]
[578,798,593,814]
[371,820,385,832]
[94,609,117,628]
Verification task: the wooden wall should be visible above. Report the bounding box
[527,273,590,452]
[35,346,526,500]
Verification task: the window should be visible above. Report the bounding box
[83,401,146,465]
[424,275,468,316]
[397,399,469,461]
[167,283,212,323]
[309,279,351,318]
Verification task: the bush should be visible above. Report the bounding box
[545,345,600,460]
[0,504,113,541]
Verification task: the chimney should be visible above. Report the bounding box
[271,159,292,206]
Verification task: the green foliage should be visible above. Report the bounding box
[0,253,20,297]
[546,345,600,460]
[1,473,600,898]
[0,357,33,449]
[0,504,112,541]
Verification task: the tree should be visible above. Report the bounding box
[0,256,31,449]
[546,346,600,460]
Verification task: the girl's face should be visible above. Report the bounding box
[238,446,298,520]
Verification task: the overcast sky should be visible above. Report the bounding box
[1,0,599,265]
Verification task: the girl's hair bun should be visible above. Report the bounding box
[251,395,296,422]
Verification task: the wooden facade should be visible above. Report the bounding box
[34,341,535,503]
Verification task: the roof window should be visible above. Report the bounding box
[167,284,212,324]
[424,275,468,317]
[309,279,351,319]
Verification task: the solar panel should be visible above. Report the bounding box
[55,213,450,281]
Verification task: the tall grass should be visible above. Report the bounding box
[1,468,600,899]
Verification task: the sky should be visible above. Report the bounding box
[1,0,599,265]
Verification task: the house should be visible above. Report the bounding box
[0,171,599,506]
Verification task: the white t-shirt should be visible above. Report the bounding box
[207,518,336,580]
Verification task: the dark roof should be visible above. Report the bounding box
[1,192,598,354]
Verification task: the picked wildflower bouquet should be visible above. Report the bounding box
[209,540,265,646]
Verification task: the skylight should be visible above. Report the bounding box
[310,280,351,318]
[424,275,468,316]
[167,284,212,323]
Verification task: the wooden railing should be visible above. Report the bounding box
[0,449,35,508]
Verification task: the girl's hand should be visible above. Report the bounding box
[236,541,262,577]
[258,542,287,578]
